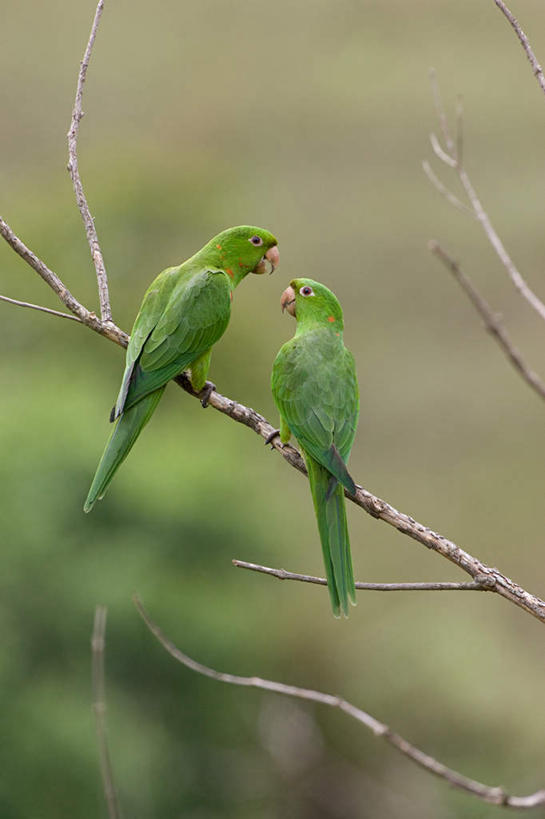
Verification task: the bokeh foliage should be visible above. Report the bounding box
[2,1,545,816]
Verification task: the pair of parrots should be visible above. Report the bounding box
[84,226,359,617]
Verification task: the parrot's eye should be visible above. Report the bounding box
[300,286,314,297]
[249,235,263,246]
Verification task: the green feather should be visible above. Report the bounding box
[84,388,165,512]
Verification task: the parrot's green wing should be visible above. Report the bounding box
[272,334,359,491]
[112,265,180,419]
[116,268,231,415]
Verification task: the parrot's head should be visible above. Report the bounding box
[205,225,279,281]
[280,278,344,328]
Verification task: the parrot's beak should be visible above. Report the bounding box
[281,285,296,316]
[254,244,279,275]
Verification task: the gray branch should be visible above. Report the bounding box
[426,71,545,324]
[429,241,545,402]
[134,595,545,809]
[493,0,545,99]
[232,560,491,592]
[0,293,81,323]
[0,216,127,346]
[67,0,112,323]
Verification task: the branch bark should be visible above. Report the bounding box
[67,0,112,323]
[426,71,545,324]
[0,293,81,323]
[232,560,491,592]
[429,241,545,402]
[134,595,545,809]
[0,216,127,346]
[493,0,545,99]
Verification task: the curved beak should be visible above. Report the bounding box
[254,244,280,275]
[281,285,296,316]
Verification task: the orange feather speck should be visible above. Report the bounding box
[327,316,335,323]
[226,268,234,278]
[216,244,222,249]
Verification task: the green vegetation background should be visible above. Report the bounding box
[2,1,545,816]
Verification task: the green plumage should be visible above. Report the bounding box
[271,278,359,617]
[84,225,278,512]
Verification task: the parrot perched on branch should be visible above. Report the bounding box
[84,225,279,512]
[271,279,359,617]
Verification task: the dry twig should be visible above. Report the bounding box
[493,0,545,98]
[429,241,545,401]
[232,560,490,592]
[426,70,545,324]
[0,293,81,323]
[91,606,121,819]
[134,595,545,809]
[67,0,112,323]
[0,216,127,345]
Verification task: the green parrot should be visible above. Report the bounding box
[84,225,279,512]
[271,278,359,617]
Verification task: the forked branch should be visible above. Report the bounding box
[426,70,545,324]
[134,596,545,810]
[429,241,545,402]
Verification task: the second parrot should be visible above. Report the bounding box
[271,279,359,617]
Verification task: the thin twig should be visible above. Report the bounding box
[92,606,121,819]
[426,72,545,324]
[429,241,545,402]
[232,560,489,592]
[134,595,545,809]
[422,161,474,217]
[67,0,112,323]
[429,133,457,168]
[493,0,545,99]
[0,294,81,323]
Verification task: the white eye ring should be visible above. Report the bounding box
[249,235,263,246]
[300,285,314,297]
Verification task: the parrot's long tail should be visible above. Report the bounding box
[306,455,356,617]
[84,386,165,513]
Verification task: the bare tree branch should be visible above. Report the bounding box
[67,0,112,323]
[0,216,127,346]
[232,560,490,592]
[493,0,545,98]
[0,293,81,323]
[91,606,121,819]
[426,72,545,324]
[134,595,545,809]
[429,241,545,402]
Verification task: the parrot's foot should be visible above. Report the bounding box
[199,380,216,408]
[264,428,281,448]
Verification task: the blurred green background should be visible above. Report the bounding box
[2,1,545,816]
